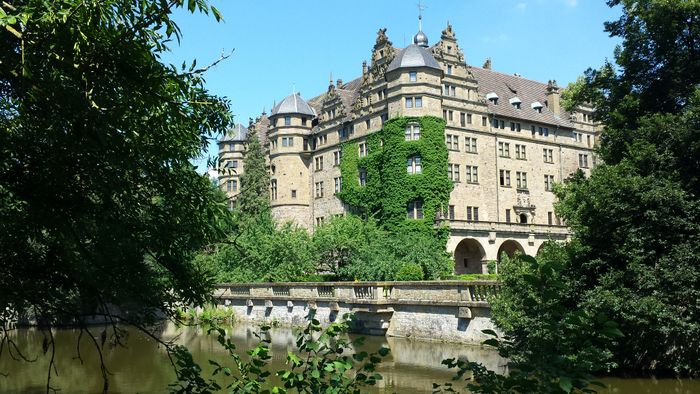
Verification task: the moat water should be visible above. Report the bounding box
[0,323,697,393]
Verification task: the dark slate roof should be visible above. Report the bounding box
[271,93,317,117]
[220,123,248,142]
[469,67,574,128]
[307,77,363,123]
[387,44,441,72]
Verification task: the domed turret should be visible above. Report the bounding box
[271,92,316,117]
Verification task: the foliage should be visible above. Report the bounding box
[395,263,424,281]
[338,116,453,233]
[0,0,232,335]
[560,76,587,112]
[177,304,236,326]
[433,252,622,394]
[234,129,270,225]
[552,0,700,376]
[169,315,390,393]
[201,219,315,283]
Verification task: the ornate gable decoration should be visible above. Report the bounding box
[369,28,395,83]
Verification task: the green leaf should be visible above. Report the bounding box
[559,376,573,392]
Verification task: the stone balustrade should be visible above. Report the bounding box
[213,280,499,306]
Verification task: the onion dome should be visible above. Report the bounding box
[413,30,429,47]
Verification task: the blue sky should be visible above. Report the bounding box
[161,0,622,170]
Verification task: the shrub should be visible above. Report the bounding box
[395,263,425,281]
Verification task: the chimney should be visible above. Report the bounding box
[336,79,343,88]
[546,79,560,116]
[362,60,368,76]
[483,57,492,70]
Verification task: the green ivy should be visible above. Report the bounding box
[338,116,453,237]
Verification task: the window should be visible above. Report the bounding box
[467,113,473,124]
[366,119,371,130]
[482,116,487,127]
[465,137,477,153]
[519,213,528,224]
[407,156,422,174]
[409,71,417,82]
[415,97,422,107]
[228,143,235,152]
[405,124,421,141]
[515,144,527,160]
[467,206,479,222]
[466,165,478,183]
[587,135,591,147]
[443,84,457,97]
[315,156,323,171]
[284,116,291,126]
[548,211,554,225]
[333,150,342,166]
[316,134,327,146]
[447,65,453,75]
[281,137,293,147]
[500,169,511,187]
[270,179,277,200]
[446,134,459,150]
[381,113,388,124]
[271,138,278,149]
[447,45,452,53]
[510,122,521,132]
[516,171,528,189]
[302,117,307,126]
[227,180,237,192]
[448,163,460,182]
[359,142,368,157]
[579,153,589,168]
[505,209,511,223]
[291,189,297,198]
[448,110,454,121]
[448,205,455,220]
[573,132,583,142]
[460,112,466,126]
[544,175,555,191]
[543,148,554,163]
[405,97,413,108]
[334,177,343,193]
[224,160,239,169]
[316,217,325,226]
[359,169,367,186]
[498,142,510,157]
[407,200,424,219]
[315,181,324,198]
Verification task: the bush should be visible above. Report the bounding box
[395,263,424,281]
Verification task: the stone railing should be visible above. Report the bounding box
[213,280,500,307]
[446,219,570,236]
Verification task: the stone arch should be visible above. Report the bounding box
[497,239,525,262]
[536,242,548,257]
[454,238,487,274]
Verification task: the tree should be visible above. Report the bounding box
[553,0,700,376]
[0,0,233,386]
[234,127,270,223]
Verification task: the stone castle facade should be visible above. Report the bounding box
[218,22,600,274]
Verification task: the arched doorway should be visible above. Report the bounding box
[454,238,486,274]
[497,240,524,262]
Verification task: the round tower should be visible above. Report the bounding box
[268,93,316,228]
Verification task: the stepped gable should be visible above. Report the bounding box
[470,67,574,129]
[307,77,363,123]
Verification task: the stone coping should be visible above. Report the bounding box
[216,280,499,287]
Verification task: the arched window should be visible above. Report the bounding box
[519,213,528,224]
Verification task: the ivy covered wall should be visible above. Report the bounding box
[338,116,453,236]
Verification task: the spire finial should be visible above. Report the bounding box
[417,1,426,31]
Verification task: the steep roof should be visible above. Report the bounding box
[271,93,317,117]
[469,67,574,128]
[387,44,441,72]
[220,123,248,142]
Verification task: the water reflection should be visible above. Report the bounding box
[0,323,696,393]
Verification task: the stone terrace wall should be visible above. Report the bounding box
[212,281,500,345]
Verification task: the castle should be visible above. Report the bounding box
[218,19,600,274]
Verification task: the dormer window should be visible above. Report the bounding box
[531,102,544,113]
[509,97,522,109]
[486,92,499,105]
[447,45,452,54]
[284,116,291,126]
[409,71,417,82]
